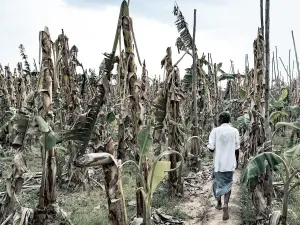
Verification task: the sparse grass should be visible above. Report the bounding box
[152,183,189,220]
[121,164,139,219]
[240,185,256,225]
[18,188,38,209]
[0,142,192,224]
[59,188,109,225]
[25,146,43,173]
[288,187,300,225]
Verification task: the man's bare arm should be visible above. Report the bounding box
[235,148,239,168]
[207,129,216,153]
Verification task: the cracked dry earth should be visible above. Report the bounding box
[181,167,242,225]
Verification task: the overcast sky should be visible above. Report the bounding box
[1,0,299,79]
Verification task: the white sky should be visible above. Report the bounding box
[1,0,300,80]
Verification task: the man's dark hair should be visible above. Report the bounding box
[218,111,231,124]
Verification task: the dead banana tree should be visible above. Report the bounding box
[173,3,202,168]
[0,113,30,223]
[244,26,272,224]
[66,81,127,225]
[54,32,86,188]
[33,26,57,224]
[159,47,185,193]
[106,0,145,218]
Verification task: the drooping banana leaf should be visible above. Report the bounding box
[270,111,289,123]
[283,143,300,169]
[279,88,288,102]
[275,121,300,131]
[287,105,300,114]
[241,152,283,191]
[218,73,241,81]
[58,85,106,155]
[147,161,170,195]
[173,3,194,51]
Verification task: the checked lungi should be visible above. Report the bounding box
[212,168,234,200]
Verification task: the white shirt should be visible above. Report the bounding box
[207,123,240,172]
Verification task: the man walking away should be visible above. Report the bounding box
[207,112,240,220]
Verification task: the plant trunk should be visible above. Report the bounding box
[264,0,271,140]
[33,27,58,225]
[191,9,200,170]
[102,140,127,225]
[281,182,289,225]
[264,0,273,210]
[120,1,143,218]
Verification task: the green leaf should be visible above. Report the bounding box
[241,152,283,191]
[218,73,236,81]
[283,143,300,169]
[148,161,170,195]
[111,119,117,127]
[218,73,245,81]
[106,111,116,124]
[289,105,300,114]
[35,116,50,133]
[279,88,288,102]
[270,99,284,109]
[239,88,246,99]
[234,114,250,130]
[40,131,57,149]
[153,95,166,112]
[137,123,153,155]
[270,111,289,123]
[55,146,69,157]
[275,122,300,131]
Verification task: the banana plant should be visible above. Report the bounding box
[242,120,300,224]
[120,121,184,224]
[269,87,300,124]
[274,120,300,147]
[241,146,300,225]
[269,87,300,141]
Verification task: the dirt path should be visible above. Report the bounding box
[181,168,242,225]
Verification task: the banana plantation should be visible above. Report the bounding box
[1,0,300,224]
